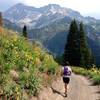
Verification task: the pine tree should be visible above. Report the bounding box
[79,22,93,68]
[63,20,93,68]
[63,19,80,66]
[78,22,87,66]
[0,12,3,27]
[23,25,27,37]
[0,12,3,33]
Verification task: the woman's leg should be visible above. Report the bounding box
[65,83,67,94]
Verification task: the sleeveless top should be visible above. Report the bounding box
[62,66,72,78]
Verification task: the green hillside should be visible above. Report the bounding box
[0,27,60,99]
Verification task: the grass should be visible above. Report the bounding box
[72,66,100,85]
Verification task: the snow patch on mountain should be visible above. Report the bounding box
[3,3,99,29]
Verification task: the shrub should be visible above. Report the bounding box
[0,73,22,99]
[92,74,100,85]
[47,66,56,75]
[47,63,58,75]
[3,83,22,99]
[39,66,46,73]
[19,72,41,96]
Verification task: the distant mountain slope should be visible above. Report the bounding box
[87,38,100,65]
[3,3,100,43]
[28,17,71,42]
[46,30,100,65]
[29,17,100,65]
[3,3,100,65]
[3,3,100,29]
[3,19,21,32]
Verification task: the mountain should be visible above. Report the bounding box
[28,17,100,65]
[4,3,100,29]
[3,3,75,28]
[3,3,100,65]
[3,3,100,39]
[3,19,21,32]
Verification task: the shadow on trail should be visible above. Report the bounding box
[95,90,100,94]
[96,99,100,100]
[93,90,100,100]
[51,87,65,97]
[88,82,99,87]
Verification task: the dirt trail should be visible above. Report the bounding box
[33,73,100,100]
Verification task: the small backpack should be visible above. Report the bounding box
[63,66,71,76]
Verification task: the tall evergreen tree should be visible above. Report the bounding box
[79,22,93,68]
[0,12,3,27]
[63,20,93,68]
[23,25,27,37]
[63,19,80,66]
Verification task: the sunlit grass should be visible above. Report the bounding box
[72,66,100,85]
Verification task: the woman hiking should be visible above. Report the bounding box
[61,62,72,97]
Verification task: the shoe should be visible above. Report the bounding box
[64,92,67,97]
[65,93,67,97]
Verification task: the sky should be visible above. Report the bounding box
[0,0,100,19]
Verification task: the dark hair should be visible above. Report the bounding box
[65,61,69,65]
[62,61,69,66]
